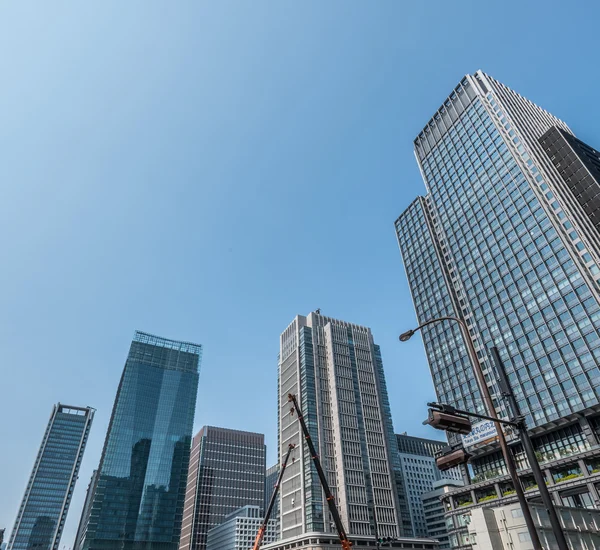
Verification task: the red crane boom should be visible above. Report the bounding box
[252,443,296,550]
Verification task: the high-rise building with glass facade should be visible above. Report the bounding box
[78,331,201,550]
[8,404,94,550]
[179,427,266,550]
[395,71,600,546]
[274,312,408,549]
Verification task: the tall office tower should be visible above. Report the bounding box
[275,311,406,548]
[395,71,600,536]
[395,434,461,537]
[79,331,201,550]
[8,404,94,550]
[179,427,266,550]
[265,464,280,529]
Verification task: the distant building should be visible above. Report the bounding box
[262,534,439,550]
[73,470,98,550]
[78,331,201,550]
[264,464,280,527]
[8,404,94,550]
[421,480,463,549]
[466,502,600,549]
[206,505,277,550]
[395,434,461,537]
[179,427,266,550]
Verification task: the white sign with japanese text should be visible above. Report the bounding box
[461,420,498,449]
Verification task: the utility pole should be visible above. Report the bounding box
[489,346,569,550]
[400,317,543,550]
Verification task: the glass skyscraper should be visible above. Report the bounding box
[275,312,408,547]
[178,427,266,550]
[396,71,600,545]
[8,403,94,550]
[78,331,201,550]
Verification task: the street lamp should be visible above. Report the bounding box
[398,329,415,342]
[399,316,550,550]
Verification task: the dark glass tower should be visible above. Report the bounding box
[79,331,201,550]
[7,404,94,550]
[540,127,600,234]
[178,427,266,550]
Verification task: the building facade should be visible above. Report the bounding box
[74,470,98,550]
[421,480,464,549]
[78,331,201,550]
[8,404,94,550]
[395,435,461,537]
[179,427,266,550]
[265,464,280,530]
[262,534,439,550]
[539,127,600,234]
[395,71,600,547]
[466,501,600,549]
[205,505,277,550]
[277,311,408,546]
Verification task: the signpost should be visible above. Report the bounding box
[461,419,498,449]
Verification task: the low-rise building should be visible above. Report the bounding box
[421,480,464,549]
[396,434,462,537]
[442,441,600,549]
[466,502,600,549]
[262,533,439,550]
[206,505,277,550]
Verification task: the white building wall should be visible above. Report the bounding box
[206,506,277,550]
[468,503,600,550]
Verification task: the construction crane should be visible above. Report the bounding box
[252,443,296,550]
[288,393,353,550]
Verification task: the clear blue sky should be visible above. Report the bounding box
[1,1,600,547]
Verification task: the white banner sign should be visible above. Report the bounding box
[461,420,498,449]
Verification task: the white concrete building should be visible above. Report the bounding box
[465,502,600,549]
[396,434,462,537]
[206,506,277,550]
[262,533,439,550]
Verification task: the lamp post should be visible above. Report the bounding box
[489,346,569,550]
[399,316,544,550]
